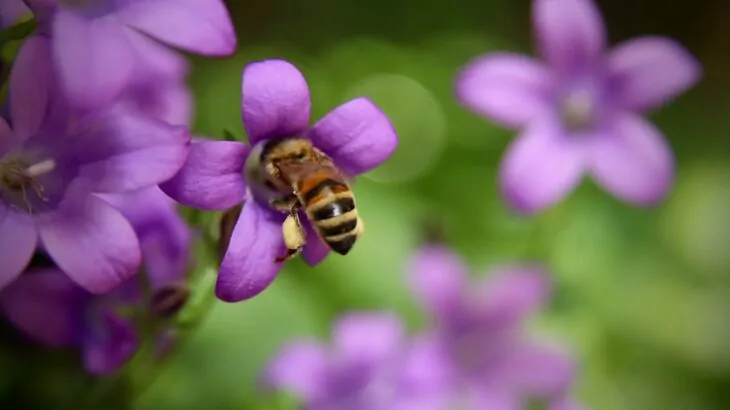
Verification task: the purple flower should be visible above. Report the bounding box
[0,186,191,375]
[160,59,398,302]
[456,0,701,213]
[263,312,451,410]
[408,245,583,409]
[22,0,236,108]
[0,35,190,293]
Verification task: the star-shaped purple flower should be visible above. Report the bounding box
[160,59,398,303]
[263,312,451,410]
[21,0,236,109]
[456,0,701,214]
[0,186,191,375]
[408,245,583,409]
[0,35,190,293]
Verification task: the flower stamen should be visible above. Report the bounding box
[560,89,596,132]
[0,158,55,214]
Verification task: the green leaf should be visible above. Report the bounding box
[0,19,36,46]
[222,128,240,142]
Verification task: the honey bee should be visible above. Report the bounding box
[251,138,364,263]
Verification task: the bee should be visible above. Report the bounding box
[253,138,364,263]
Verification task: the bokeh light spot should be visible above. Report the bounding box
[342,73,447,183]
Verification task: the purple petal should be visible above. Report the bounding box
[72,107,191,193]
[499,118,584,214]
[332,312,403,365]
[456,53,553,129]
[399,336,453,397]
[505,342,576,398]
[215,202,286,302]
[532,0,606,72]
[0,210,37,290]
[587,113,674,205]
[0,269,87,346]
[301,218,330,266]
[407,245,466,318]
[10,35,51,142]
[241,59,311,145]
[37,193,141,294]
[119,0,236,56]
[608,37,701,112]
[83,311,139,375]
[481,265,551,325]
[0,118,11,154]
[264,341,329,402]
[0,0,29,28]
[160,140,247,210]
[100,187,191,288]
[126,28,189,81]
[308,98,398,175]
[52,8,135,108]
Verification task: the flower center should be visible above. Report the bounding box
[0,157,55,214]
[559,88,598,133]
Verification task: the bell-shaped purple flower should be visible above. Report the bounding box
[408,245,583,409]
[263,312,451,410]
[0,186,191,375]
[161,59,398,303]
[456,0,701,214]
[22,0,236,109]
[0,35,190,293]
[0,0,28,27]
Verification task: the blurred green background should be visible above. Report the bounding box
[6,0,730,409]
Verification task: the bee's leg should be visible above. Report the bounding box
[268,193,299,213]
[275,208,306,263]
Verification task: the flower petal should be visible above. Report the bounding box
[505,342,576,398]
[52,8,134,107]
[608,37,701,112]
[499,119,584,214]
[407,245,466,318]
[456,53,553,128]
[549,398,585,410]
[0,118,11,154]
[0,268,87,346]
[481,265,551,326]
[0,0,29,28]
[83,311,139,375]
[399,336,453,397]
[301,218,330,266]
[308,98,398,175]
[215,202,286,302]
[532,0,606,72]
[37,193,141,294]
[159,140,247,210]
[587,113,674,205]
[0,210,37,290]
[242,59,311,144]
[10,35,52,142]
[120,0,236,56]
[72,107,191,193]
[333,312,403,365]
[264,341,329,402]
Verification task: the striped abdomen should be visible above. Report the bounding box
[297,172,360,255]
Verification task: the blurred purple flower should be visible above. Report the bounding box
[0,35,190,293]
[160,59,398,303]
[408,245,583,409]
[0,186,191,375]
[22,0,236,108]
[263,312,451,410]
[456,0,701,213]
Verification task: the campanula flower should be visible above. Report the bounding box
[408,245,583,409]
[0,0,28,27]
[161,59,398,302]
[0,186,191,375]
[21,0,236,109]
[0,35,190,293]
[456,0,701,213]
[263,312,451,410]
